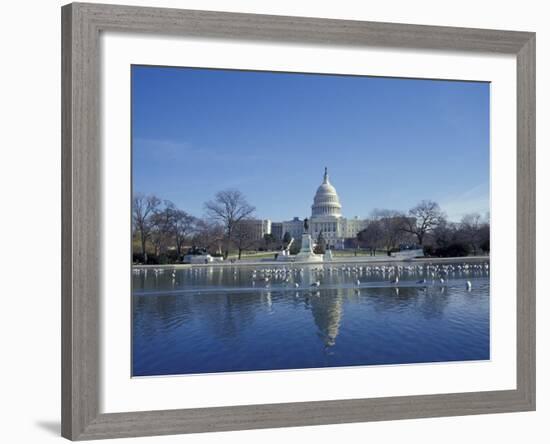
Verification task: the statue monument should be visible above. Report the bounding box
[294,216,323,263]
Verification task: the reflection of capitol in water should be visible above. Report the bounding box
[133,261,490,376]
[309,292,343,347]
[264,287,344,348]
[134,263,480,357]
[295,267,346,348]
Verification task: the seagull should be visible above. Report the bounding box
[390,276,399,285]
[417,278,427,284]
[466,280,472,290]
[439,277,445,284]
[356,280,361,286]
[311,281,320,288]
[295,283,299,288]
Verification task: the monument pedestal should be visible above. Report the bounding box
[294,234,323,263]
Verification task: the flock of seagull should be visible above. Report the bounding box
[135,262,489,292]
[247,263,488,290]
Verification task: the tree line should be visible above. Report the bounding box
[133,189,272,264]
[355,200,490,257]
[133,191,489,264]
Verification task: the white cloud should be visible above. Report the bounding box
[439,182,490,222]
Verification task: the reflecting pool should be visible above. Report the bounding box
[132,261,490,376]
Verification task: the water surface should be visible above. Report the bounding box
[132,262,490,376]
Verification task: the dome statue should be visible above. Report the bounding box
[311,167,342,218]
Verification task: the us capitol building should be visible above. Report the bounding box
[249,168,368,250]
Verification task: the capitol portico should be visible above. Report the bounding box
[279,168,368,249]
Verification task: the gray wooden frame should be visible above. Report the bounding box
[61,2,536,440]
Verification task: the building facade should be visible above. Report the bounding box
[243,169,368,248]
[240,219,272,242]
[270,222,283,241]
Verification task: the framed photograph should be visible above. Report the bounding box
[61,2,535,440]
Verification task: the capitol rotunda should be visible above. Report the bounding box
[279,168,368,249]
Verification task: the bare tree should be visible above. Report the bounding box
[478,216,490,254]
[358,219,385,256]
[432,219,457,249]
[149,201,177,258]
[459,213,483,255]
[193,219,225,255]
[173,209,196,258]
[204,189,255,258]
[132,193,160,263]
[371,209,409,250]
[232,221,258,260]
[401,200,445,246]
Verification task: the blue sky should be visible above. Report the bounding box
[132,66,489,222]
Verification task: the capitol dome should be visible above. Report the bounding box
[311,167,342,218]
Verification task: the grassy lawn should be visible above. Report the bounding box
[225,249,390,260]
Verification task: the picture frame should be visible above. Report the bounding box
[61,2,535,440]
